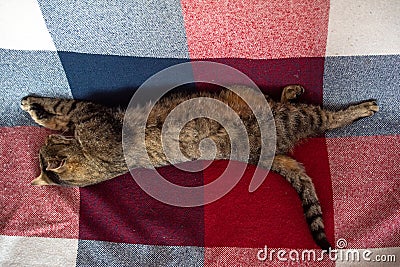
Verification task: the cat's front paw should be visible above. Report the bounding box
[21,95,53,119]
[20,95,33,111]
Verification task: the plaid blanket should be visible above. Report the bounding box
[1,0,399,266]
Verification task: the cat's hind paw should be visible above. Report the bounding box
[281,85,305,103]
[353,100,379,118]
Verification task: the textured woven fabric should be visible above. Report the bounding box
[0,49,72,126]
[0,127,80,238]
[323,55,400,137]
[37,0,190,57]
[1,0,399,266]
[76,241,205,267]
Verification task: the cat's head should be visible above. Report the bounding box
[31,138,91,187]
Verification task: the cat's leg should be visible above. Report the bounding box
[21,96,80,131]
[45,134,76,145]
[324,100,379,130]
[281,85,305,103]
[271,154,331,250]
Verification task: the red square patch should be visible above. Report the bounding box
[181,0,329,59]
[203,138,334,249]
[0,127,80,238]
[327,135,400,248]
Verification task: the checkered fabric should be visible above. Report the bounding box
[1,1,399,266]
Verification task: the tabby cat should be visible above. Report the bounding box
[21,85,379,250]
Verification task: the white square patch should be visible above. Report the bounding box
[326,0,400,56]
[0,235,78,266]
[0,0,56,51]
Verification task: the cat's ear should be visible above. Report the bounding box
[31,173,56,186]
[46,159,67,173]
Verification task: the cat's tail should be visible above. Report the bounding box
[302,198,332,250]
[271,155,332,250]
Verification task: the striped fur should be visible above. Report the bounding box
[20,85,379,249]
